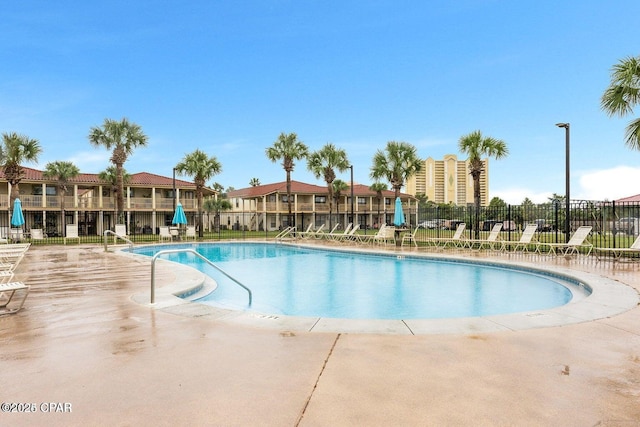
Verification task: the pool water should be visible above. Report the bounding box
[132,243,586,320]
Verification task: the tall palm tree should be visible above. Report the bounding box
[370,141,422,199]
[0,132,42,209]
[332,179,348,226]
[458,130,508,238]
[175,149,222,238]
[369,182,388,227]
[307,143,350,228]
[249,178,261,187]
[265,132,309,228]
[88,118,148,223]
[601,55,640,150]
[43,161,80,234]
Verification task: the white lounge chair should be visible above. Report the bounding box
[64,224,80,245]
[536,226,593,256]
[323,223,353,241]
[0,282,30,314]
[9,228,24,243]
[158,226,172,242]
[356,225,396,246]
[427,223,467,249]
[335,223,360,243]
[465,223,505,251]
[505,223,539,252]
[114,224,127,244]
[185,226,197,240]
[298,224,325,239]
[594,234,640,262]
[401,228,418,247]
[30,229,45,242]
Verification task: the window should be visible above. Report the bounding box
[315,196,326,203]
[281,195,289,203]
[358,197,367,205]
[385,198,391,205]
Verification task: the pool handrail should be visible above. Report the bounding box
[150,248,252,306]
[103,229,134,250]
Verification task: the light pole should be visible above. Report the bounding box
[556,123,570,243]
[349,165,354,226]
[172,167,177,218]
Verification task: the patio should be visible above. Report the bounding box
[1,244,639,426]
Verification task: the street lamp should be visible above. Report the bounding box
[172,167,177,217]
[349,165,354,226]
[556,123,570,243]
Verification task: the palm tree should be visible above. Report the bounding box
[175,149,222,238]
[370,141,422,199]
[601,55,640,150]
[98,166,131,196]
[307,143,350,228]
[458,130,508,238]
[332,179,348,227]
[203,197,232,232]
[369,182,388,227]
[249,178,261,187]
[265,132,309,228]
[0,132,42,209]
[88,118,148,223]
[43,161,80,234]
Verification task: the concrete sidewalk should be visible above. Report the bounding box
[1,245,639,426]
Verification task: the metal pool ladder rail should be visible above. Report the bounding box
[150,248,252,306]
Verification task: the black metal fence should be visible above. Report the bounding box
[3,200,639,253]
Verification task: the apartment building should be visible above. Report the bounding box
[226,180,416,231]
[0,167,214,237]
[405,154,489,206]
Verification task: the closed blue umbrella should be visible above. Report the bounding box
[172,202,187,225]
[393,197,405,227]
[11,198,25,228]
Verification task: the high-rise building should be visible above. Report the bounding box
[405,154,489,206]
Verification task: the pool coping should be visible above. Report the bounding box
[125,241,640,335]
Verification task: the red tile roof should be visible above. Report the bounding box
[615,194,640,203]
[1,166,200,188]
[228,180,412,199]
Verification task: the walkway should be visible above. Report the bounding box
[1,244,639,426]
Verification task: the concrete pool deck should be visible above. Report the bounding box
[1,243,640,426]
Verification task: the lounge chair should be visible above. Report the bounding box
[335,224,361,243]
[30,229,45,242]
[158,226,172,242]
[426,223,467,249]
[464,223,505,251]
[323,223,353,241]
[185,226,197,240]
[594,234,640,262]
[0,243,31,269]
[9,228,24,243]
[536,226,593,256]
[401,228,418,247]
[64,224,80,245]
[0,282,30,315]
[504,223,539,252]
[114,224,127,244]
[357,225,396,246]
[298,224,324,239]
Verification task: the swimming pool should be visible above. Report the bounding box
[131,242,589,320]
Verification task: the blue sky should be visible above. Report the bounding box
[2,1,640,203]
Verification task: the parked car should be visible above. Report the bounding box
[616,217,639,235]
[442,219,464,230]
[417,219,445,229]
[534,219,554,232]
[481,220,517,231]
